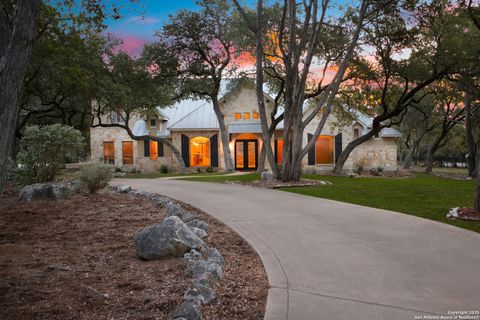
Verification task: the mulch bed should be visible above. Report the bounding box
[0,187,268,320]
[456,207,480,221]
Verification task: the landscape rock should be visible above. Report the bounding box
[117,185,131,193]
[446,207,459,219]
[191,227,207,239]
[165,202,185,218]
[172,299,202,320]
[134,216,203,260]
[18,182,72,202]
[153,196,173,208]
[186,219,209,233]
[260,170,274,182]
[186,259,223,280]
[182,212,197,223]
[114,172,127,177]
[184,284,216,304]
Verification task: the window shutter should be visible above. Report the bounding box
[144,140,150,157]
[158,141,164,157]
[210,134,218,167]
[307,134,315,165]
[335,133,342,163]
[181,134,190,167]
[274,140,278,163]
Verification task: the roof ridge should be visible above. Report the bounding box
[167,100,210,129]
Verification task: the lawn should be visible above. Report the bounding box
[185,173,479,233]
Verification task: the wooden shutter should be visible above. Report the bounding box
[274,140,278,163]
[158,141,164,157]
[210,134,219,167]
[144,140,150,157]
[307,134,315,165]
[335,133,342,163]
[181,134,190,167]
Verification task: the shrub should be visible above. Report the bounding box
[11,124,86,185]
[196,167,203,174]
[377,166,384,173]
[79,164,114,193]
[353,166,364,175]
[205,166,213,173]
[160,164,169,173]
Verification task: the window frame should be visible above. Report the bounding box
[149,140,158,160]
[122,141,134,165]
[103,141,115,164]
[253,112,260,119]
[189,136,211,167]
[315,135,335,165]
[234,113,241,120]
[243,112,251,120]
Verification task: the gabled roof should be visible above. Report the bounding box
[352,110,402,138]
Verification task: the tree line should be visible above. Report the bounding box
[0,0,479,210]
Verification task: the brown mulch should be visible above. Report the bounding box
[457,207,480,221]
[0,189,268,320]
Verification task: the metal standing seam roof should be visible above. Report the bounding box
[135,79,401,138]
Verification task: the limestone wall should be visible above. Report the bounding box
[350,137,398,171]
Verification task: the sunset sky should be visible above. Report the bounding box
[106,0,350,57]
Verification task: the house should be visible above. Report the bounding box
[90,80,401,173]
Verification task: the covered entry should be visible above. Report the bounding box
[235,139,258,170]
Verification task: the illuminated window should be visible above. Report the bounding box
[276,139,283,164]
[190,136,210,167]
[235,113,241,120]
[122,141,133,165]
[315,136,334,164]
[253,112,259,119]
[150,141,158,160]
[103,141,114,164]
[243,112,250,119]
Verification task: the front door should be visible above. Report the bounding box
[235,139,258,170]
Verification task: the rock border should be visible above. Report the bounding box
[109,184,225,320]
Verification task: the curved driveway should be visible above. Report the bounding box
[113,179,480,320]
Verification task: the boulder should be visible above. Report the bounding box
[165,202,185,218]
[191,227,207,239]
[152,196,173,208]
[18,182,72,202]
[184,284,216,304]
[172,299,202,320]
[260,170,274,182]
[134,216,203,260]
[186,259,223,280]
[186,219,209,233]
[117,185,131,193]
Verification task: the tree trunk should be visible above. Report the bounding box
[474,141,480,211]
[464,92,477,177]
[0,0,41,196]
[257,144,266,172]
[211,96,234,171]
[404,134,424,169]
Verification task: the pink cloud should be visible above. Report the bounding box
[112,33,148,57]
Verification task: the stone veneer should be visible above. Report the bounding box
[90,85,399,172]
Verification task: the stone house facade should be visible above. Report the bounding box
[90,80,401,173]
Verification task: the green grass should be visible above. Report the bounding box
[185,172,479,233]
[124,171,228,179]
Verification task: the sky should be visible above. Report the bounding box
[106,0,351,57]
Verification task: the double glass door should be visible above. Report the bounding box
[235,139,258,170]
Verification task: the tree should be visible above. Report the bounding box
[0,0,138,196]
[400,96,437,169]
[424,82,465,173]
[91,50,188,172]
[17,5,115,139]
[233,0,370,181]
[332,0,480,173]
[152,0,239,171]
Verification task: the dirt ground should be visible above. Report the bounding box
[0,187,268,320]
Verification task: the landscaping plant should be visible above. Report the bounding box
[11,124,86,185]
[79,163,114,193]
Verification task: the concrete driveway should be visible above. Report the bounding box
[113,179,480,320]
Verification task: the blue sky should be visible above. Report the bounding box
[106,0,352,56]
